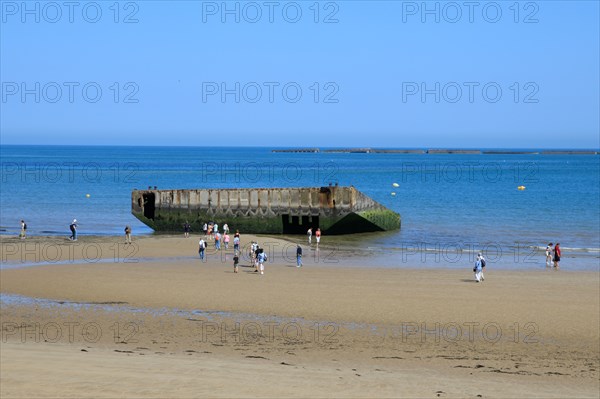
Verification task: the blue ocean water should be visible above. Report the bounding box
[1,145,599,270]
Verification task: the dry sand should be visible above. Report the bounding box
[1,235,599,398]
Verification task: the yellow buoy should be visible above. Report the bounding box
[392,183,400,187]
[86,193,91,198]
[391,192,396,196]
[517,186,526,190]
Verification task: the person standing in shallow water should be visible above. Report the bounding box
[553,243,561,270]
[545,243,553,268]
[315,228,321,247]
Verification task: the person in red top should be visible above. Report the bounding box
[315,228,321,247]
[553,243,561,270]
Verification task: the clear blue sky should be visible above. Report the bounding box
[1,1,599,148]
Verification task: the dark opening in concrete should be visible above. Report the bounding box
[143,193,156,219]
[282,214,319,234]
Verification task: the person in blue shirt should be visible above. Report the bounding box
[296,245,303,267]
[473,257,483,283]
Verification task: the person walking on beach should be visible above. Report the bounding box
[250,241,257,271]
[124,225,132,244]
[546,243,554,268]
[253,243,260,272]
[203,222,208,237]
[224,233,230,249]
[296,244,303,267]
[258,249,267,275]
[477,253,486,281]
[213,223,219,237]
[183,221,191,238]
[69,219,78,241]
[20,220,27,239]
[198,238,206,260]
[233,253,239,273]
[473,256,483,282]
[315,228,321,247]
[233,234,240,253]
[307,228,312,244]
[553,243,561,270]
[223,223,229,235]
[215,232,221,250]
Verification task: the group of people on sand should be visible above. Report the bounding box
[306,227,321,246]
[194,221,314,275]
[473,242,563,282]
[545,242,561,270]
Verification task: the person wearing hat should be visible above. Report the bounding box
[69,219,78,241]
[473,256,483,283]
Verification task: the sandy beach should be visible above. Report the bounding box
[1,235,599,398]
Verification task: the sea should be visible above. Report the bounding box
[1,145,599,271]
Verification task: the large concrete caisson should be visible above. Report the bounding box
[131,186,400,234]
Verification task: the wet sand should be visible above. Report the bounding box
[1,235,599,398]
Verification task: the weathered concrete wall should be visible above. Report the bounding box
[132,186,400,234]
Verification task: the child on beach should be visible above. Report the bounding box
[546,243,553,268]
[233,254,239,273]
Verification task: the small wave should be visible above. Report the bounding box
[560,247,600,253]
